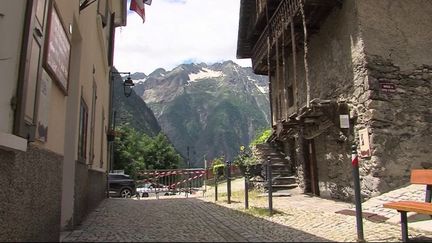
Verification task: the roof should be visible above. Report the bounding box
[236,0,255,59]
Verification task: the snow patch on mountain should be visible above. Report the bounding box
[248,76,267,94]
[255,83,267,94]
[188,68,225,82]
[136,77,148,84]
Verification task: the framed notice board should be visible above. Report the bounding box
[44,2,71,94]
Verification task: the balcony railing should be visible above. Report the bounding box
[252,0,301,73]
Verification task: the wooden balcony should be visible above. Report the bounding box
[237,0,342,75]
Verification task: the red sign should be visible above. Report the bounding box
[44,3,71,94]
[379,81,396,93]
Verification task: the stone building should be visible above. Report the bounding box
[237,0,432,201]
[0,0,127,241]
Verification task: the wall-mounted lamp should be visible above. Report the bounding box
[111,71,134,97]
[123,76,135,97]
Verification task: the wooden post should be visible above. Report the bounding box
[215,174,218,201]
[290,18,298,110]
[267,156,273,216]
[299,0,310,108]
[244,171,249,209]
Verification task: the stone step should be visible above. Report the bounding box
[273,177,297,185]
[272,173,295,178]
[255,144,273,149]
[258,191,292,197]
[265,184,298,190]
[270,162,290,166]
[260,157,288,162]
[256,153,285,158]
[274,176,296,180]
[270,167,292,172]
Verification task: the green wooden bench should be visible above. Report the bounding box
[383,169,432,242]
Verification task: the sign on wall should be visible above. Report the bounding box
[339,114,350,129]
[379,80,396,93]
[44,3,71,94]
[359,128,371,158]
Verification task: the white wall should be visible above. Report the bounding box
[0,1,26,133]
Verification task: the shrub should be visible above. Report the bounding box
[211,156,226,177]
[250,128,272,146]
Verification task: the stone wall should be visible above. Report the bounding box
[74,163,107,226]
[283,0,366,200]
[292,0,363,106]
[349,0,432,198]
[283,0,432,201]
[357,0,432,71]
[310,127,348,200]
[352,55,432,198]
[0,145,62,242]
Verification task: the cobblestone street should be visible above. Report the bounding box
[61,190,432,242]
[61,197,330,242]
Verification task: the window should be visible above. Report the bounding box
[14,1,48,140]
[78,98,88,161]
[287,85,294,107]
[100,109,105,168]
[89,81,97,165]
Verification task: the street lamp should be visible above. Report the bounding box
[123,76,135,97]
[108,70,135,171]
[111,71,135,97]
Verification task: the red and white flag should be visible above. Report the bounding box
[130,0,146,23]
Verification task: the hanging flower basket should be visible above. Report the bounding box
[107,129,119,142]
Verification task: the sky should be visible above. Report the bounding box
[113,0,252,75]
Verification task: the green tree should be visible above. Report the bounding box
[113,125,184,178]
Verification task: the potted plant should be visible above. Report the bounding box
[107,129,115,142]
[211,157,226,179]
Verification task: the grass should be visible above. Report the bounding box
[204,177,286,217]
[205,176,243,187]
[244,206,284,217]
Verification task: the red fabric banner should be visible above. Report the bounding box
[130,0,145,23]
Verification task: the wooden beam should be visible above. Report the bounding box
[306,0,339,7]
[290,18,298,112]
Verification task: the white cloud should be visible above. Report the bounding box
[114,0,251,75]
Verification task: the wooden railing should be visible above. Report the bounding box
[252,0,301,72]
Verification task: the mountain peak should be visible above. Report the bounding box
[134,61,270,165]
[222,60,236,66]
[130,72,147,82]
[149,68,167,77]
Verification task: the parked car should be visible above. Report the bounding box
[108,173,136,198]
[136,182,173,197]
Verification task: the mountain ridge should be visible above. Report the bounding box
[132,61,270,167]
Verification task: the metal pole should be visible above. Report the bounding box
[187,146,191,194]
[215,174,218,201]
[227,160,232,204]
[110,111,117,173]
[245,171,249,209]
[267,156,273,216]
[425,185,431,203]
[106,172,110,198]
[186,171,189,198]
[352,144,365,242]
[204,157,207,197]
